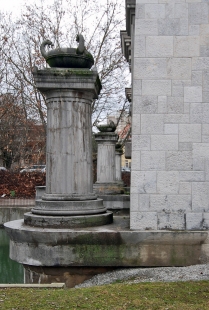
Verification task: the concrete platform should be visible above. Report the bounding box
[4,216,209,267]
[4,216,209,287]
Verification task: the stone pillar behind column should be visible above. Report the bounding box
[94,129,123,194]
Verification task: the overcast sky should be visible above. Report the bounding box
[0,0,48,14]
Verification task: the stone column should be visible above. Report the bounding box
[115,144,123,182]
[28,67,112,226]
[93,130,123,194]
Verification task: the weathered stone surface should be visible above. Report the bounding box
[129,0,209,231]
[141,114,164,134]
[174,36,199,57]
[131,171,157,194]
[157,171,179,194]
[134,58,167,79]
[184,86,202,102]
[151,135,178,150]
[189,3,208,25]
[186,213,203,230]
[141,151,165,171]
[158,212,185,230]
[5,218,208,271]
[179,124,201,142]
[142,80,171,96]
[146,36,173,57]
[166,151,193,171]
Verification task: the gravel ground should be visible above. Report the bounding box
[75,264,209,288]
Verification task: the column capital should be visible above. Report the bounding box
[32,67,102,99]
[94,132,118,143]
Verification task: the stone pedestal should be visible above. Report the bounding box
[93,131,124,194]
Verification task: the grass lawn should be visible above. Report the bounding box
[0,281,209,309]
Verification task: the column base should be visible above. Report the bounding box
[24,211,113,228]
[93,182,124,194]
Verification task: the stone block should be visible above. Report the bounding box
[130,212,158,230]
[141,114,164,134]
[192,71,202,86]
[200,24,209,46]
[189,3,208,25]
[167,58,191,80]
[164,114,190,124]
[190,103,209,124]
[179,182,192,195]
[203,213,209,230]
[205,158,209,181]
[192,182,209,212]
[134,58,167,79]
[179,124,201,142]
[136,0,158,3]
[132,115,141,133]
[136,4,145,19]
[179,142,193,151]
[146,36,173,57]
[132,135,150,151]
[157,171,179,194]
[179,171,205,182]
[131,171,157,194]
[202,124,209,135]
[165,3,175,18]
[151,135,178,151]
[142,80,171,96]
[138,194,150,211]
[133,96,158,114]
[134,35,145,57]
[186,213,203,230]
[167,96,184,113]
[141,151,166,170]
[150,194,192,213]
[189,25,199,36]
[172,86,184,97]
[135,19,158,36]
[193,143,209,163]
[200,46,209,57]
[190,103,202,123]
[131,150,140,170]
[166,151,193,171]
[157,212,185,230]
[131,194,139,212]
[131,194,150,212]
[133,79,142,96]
[173,79,191,87]
[145,4,166,19]
[158,96,167,113]
[174,36,199,57]
[164,124,178,135]
[192,57,209,70]
[175,3,188,19]
[184,102,190,114]
[158,18,188,36]
[203,92,209,102]
[203,71,209,92]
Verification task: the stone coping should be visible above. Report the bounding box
[0,199,35,206]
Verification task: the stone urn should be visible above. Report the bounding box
[40,34,94,68]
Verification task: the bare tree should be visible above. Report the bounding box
[0,0,130,169]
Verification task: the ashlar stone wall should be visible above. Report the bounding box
[131,0,209,230]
